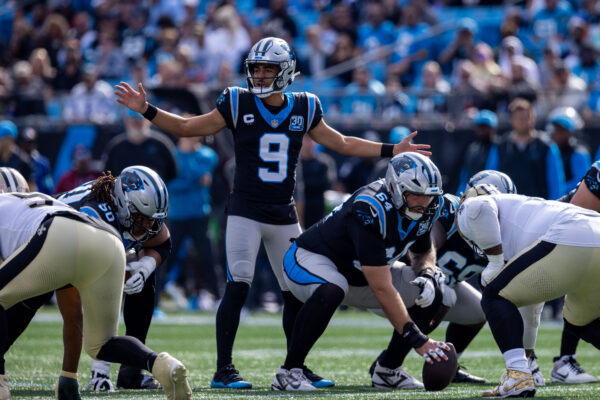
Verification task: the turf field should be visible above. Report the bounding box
[9,308,600,399]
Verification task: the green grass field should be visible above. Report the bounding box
[8,307,600,399]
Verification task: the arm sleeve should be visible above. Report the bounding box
[546,144,566,199]
[215,88,234,131]
[583,163,600,199]
[457,197,502,250]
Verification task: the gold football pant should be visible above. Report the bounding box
[0,216,125,358]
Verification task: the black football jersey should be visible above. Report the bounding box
[216,87,323,224]
[55,182,137,250]
[560,161,600,203]
[436,193,486,287]
[295,180,443,286]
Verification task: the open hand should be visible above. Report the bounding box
[114,82,148,113]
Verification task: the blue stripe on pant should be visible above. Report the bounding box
[283,242,326,285]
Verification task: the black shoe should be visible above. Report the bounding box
[56,376,82,400]
[452,364,486,384]
[116,365,161,389]
[211,364,252,389]
[302,365,334,388]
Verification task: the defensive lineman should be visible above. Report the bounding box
[0,186,191,399]
[457,186,600,397]
[114,36,430,388]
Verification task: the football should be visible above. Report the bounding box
[422,342,458,391]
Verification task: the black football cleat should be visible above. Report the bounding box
[116,365,161,389]
[210,364,252,389]
[56,375,82,400]
[452,364,486,384]
[302,365,334,388]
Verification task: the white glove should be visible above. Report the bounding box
[410,276,436,308]
[85,360,114,392]
[481,261,504,288]
[123,256,156,295]
[434,270,457,308]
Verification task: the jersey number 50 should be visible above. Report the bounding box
[259,134,289,182]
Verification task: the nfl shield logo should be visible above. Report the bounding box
[271,119,279,127]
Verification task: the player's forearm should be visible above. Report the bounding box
[336,135,382,157]
[144,105,193,137]
[409,246,437,274]
[372,284,413,333]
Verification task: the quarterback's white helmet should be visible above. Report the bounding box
[384,152,443,219]
[466,170,517,194]
[112,166,168,241]
[0,167,29,193]
[244,37,296,98]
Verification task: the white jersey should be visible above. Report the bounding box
[458,194,600,261]
[0,193,75,260]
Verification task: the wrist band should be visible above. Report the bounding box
[402,321,429,348]
[380,143,394,158]
[142,103,158,121]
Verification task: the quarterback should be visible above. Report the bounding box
[115,36,430,388]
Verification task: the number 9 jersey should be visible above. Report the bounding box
[216,87,323,224]
[436,193,487,287]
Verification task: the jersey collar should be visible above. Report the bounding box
[254,93,294,129]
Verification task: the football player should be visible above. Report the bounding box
[0,178,191,400]
[114,37,431,389]
[3,166,172,397]
[457,185,600,398]
[548,161,600,384]
[272,153,450,391]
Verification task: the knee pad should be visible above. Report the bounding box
[226,260,255,285]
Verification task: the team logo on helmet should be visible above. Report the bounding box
[393,157,417,174]
[121,171,144,192]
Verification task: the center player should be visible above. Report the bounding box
[114,36,431,388]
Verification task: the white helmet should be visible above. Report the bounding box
[0,167,29,193]
[245,37,297,98]
[384,152,443,219]
[466,170,517,194]
[112,166,169,242]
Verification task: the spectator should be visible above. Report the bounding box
[487,98,566,199]
[329,3,356,41]
[298,135,337,228]
[505,57,540,105]
[10,60,47,116]
[53,38,83,92]
[29,48,55,92]
[62,64,117,123]
[88,31,128,81]
[34,13,69,67]
[498,36,540,86]
[325,33,356,85]
[457,109,499,193]
[356,0,396,81]
[68,11,96,56]
[563,16,589,69]
[532,0,573,42]
[18,127,53,194]
[0,120,34,190]
[120,7,155,67]
[545,60,588,112]
[571,44,600,85]
[158,136,220,311]
[439,18,478,76]
[148,27,179,81]
[102,109,177,182]
[264,0,298,39]
[450,59,487,114]
[547,107,591,193]
[53,145,101,194]
[413,61,450,115]
[9,14,35,62]
[538,43,561,87]
[204,5,250,79]
[380,74,413,119]
[341,66,385,117]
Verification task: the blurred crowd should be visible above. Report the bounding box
[1,0,600,122]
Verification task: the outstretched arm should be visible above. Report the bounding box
[308,120,431,157]
[114,82,226,137]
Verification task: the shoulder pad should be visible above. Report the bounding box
[439,194,460,238]
[352,194,388,238]
[305,92,318,134]
[79,205,101,219]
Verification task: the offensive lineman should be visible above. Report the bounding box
[114,36,431,388]
[274,153,450,391]
[0,171,191,400]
